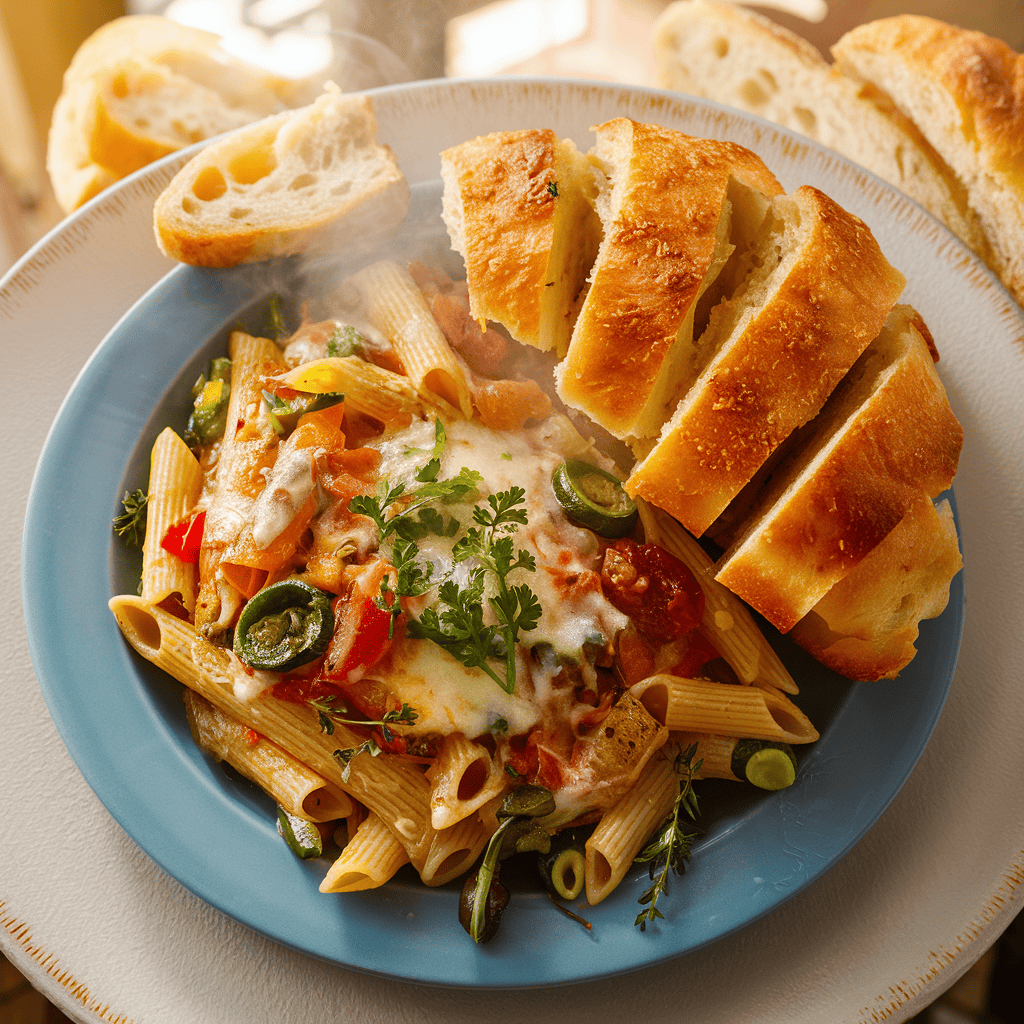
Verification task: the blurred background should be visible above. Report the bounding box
[2,1,1023,1022]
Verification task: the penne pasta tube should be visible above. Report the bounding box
[673,731,798,791]
[673,731,741,782]
[183,690,354,822]
[108,595,436,870]
[425,732,509,831]
[348,259,473,418]
[142,427,203,614]
[277,356,424,426]
[637,499,799,695]
[419,811,492,887]
[585,752,679,906]
[320,811,409,892]
[630,674,819,744]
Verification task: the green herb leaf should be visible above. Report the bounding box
[113,488,149,547]
[326,324,363,358]
[633,743,703,931]
[332,738,383,782]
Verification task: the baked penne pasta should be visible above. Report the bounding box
[142,427,203,614]
[585,752,679,906]
[629,674,819,744]
[320,811,409,892]
[108,595,436,870]
[425,733,509,831]
[347,259,473,418]
[183,689,354,822]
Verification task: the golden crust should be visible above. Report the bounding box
[557,119,783,440]
[627,185,907,537]
[835,15,1024,176]
[789,495,962,680]
[440,130,560,344]
[713,305,963,633]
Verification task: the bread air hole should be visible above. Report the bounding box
[330,181,352,197]
[794,106,817,133]
[229,147,276,185]
[713,35,729,58]
[229,207,251,220]
[289,173,317,190]
[192,166,227,202]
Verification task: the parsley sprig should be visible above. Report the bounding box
[408,487,541,694]
[634,743,703,931]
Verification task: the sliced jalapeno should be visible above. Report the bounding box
[234,579,334,671]
[552,460,638,538]
[262,389,345,437]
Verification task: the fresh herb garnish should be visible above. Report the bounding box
[634,743,703,931]
[113,488,149,547]
[331,738,382,782]
[547,181,559,197]
[408,487,541,694]
[267,294,288,340]
[309,694,418,742]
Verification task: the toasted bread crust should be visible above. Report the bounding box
[789,495,961,680]
[627,185,906,536]
[714,305,963,632]
[833,15,1024,304]
[557,119,783,440]
[441,130,558,344]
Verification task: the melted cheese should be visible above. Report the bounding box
[366,416,628,739]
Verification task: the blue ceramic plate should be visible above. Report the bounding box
[22,87,964,989]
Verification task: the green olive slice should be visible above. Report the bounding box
[552,460,638,538]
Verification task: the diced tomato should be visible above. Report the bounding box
[321,560,397,684]
[600,539,705,643]
[667,630,721,678]
[161,511,205,563]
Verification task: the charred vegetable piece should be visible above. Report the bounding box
[552,460,638,538]
[538,831,586,900]
[234,579,334,671]
[262,389,344,436]
[185,357,232,447]
[276,806,323,859]
[460,785,556,943]
[731,739,797,791]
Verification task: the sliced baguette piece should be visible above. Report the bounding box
[440,129,602,356]
[153,85,409,267]
[651,0,989,260]
[80,57,284,179]
[46,14,295,213]
[713,304,963,634]
[555,118,783,441]
[626,184,906,537]
[789,495,961,681]
[833,15,1024,307]
[46,89,118,214]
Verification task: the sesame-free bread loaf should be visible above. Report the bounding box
[555,118,783,441]
[47,14,295,213]
[651,1,989,263]
[440,129,602,357]
[626,184,906,537]
[833,15,1024,307]
[713,304,963,633]
[153,85,409,267]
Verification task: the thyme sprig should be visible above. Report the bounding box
[309,695,418,743]
[634,743,703,931]
[113,488,149,547]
